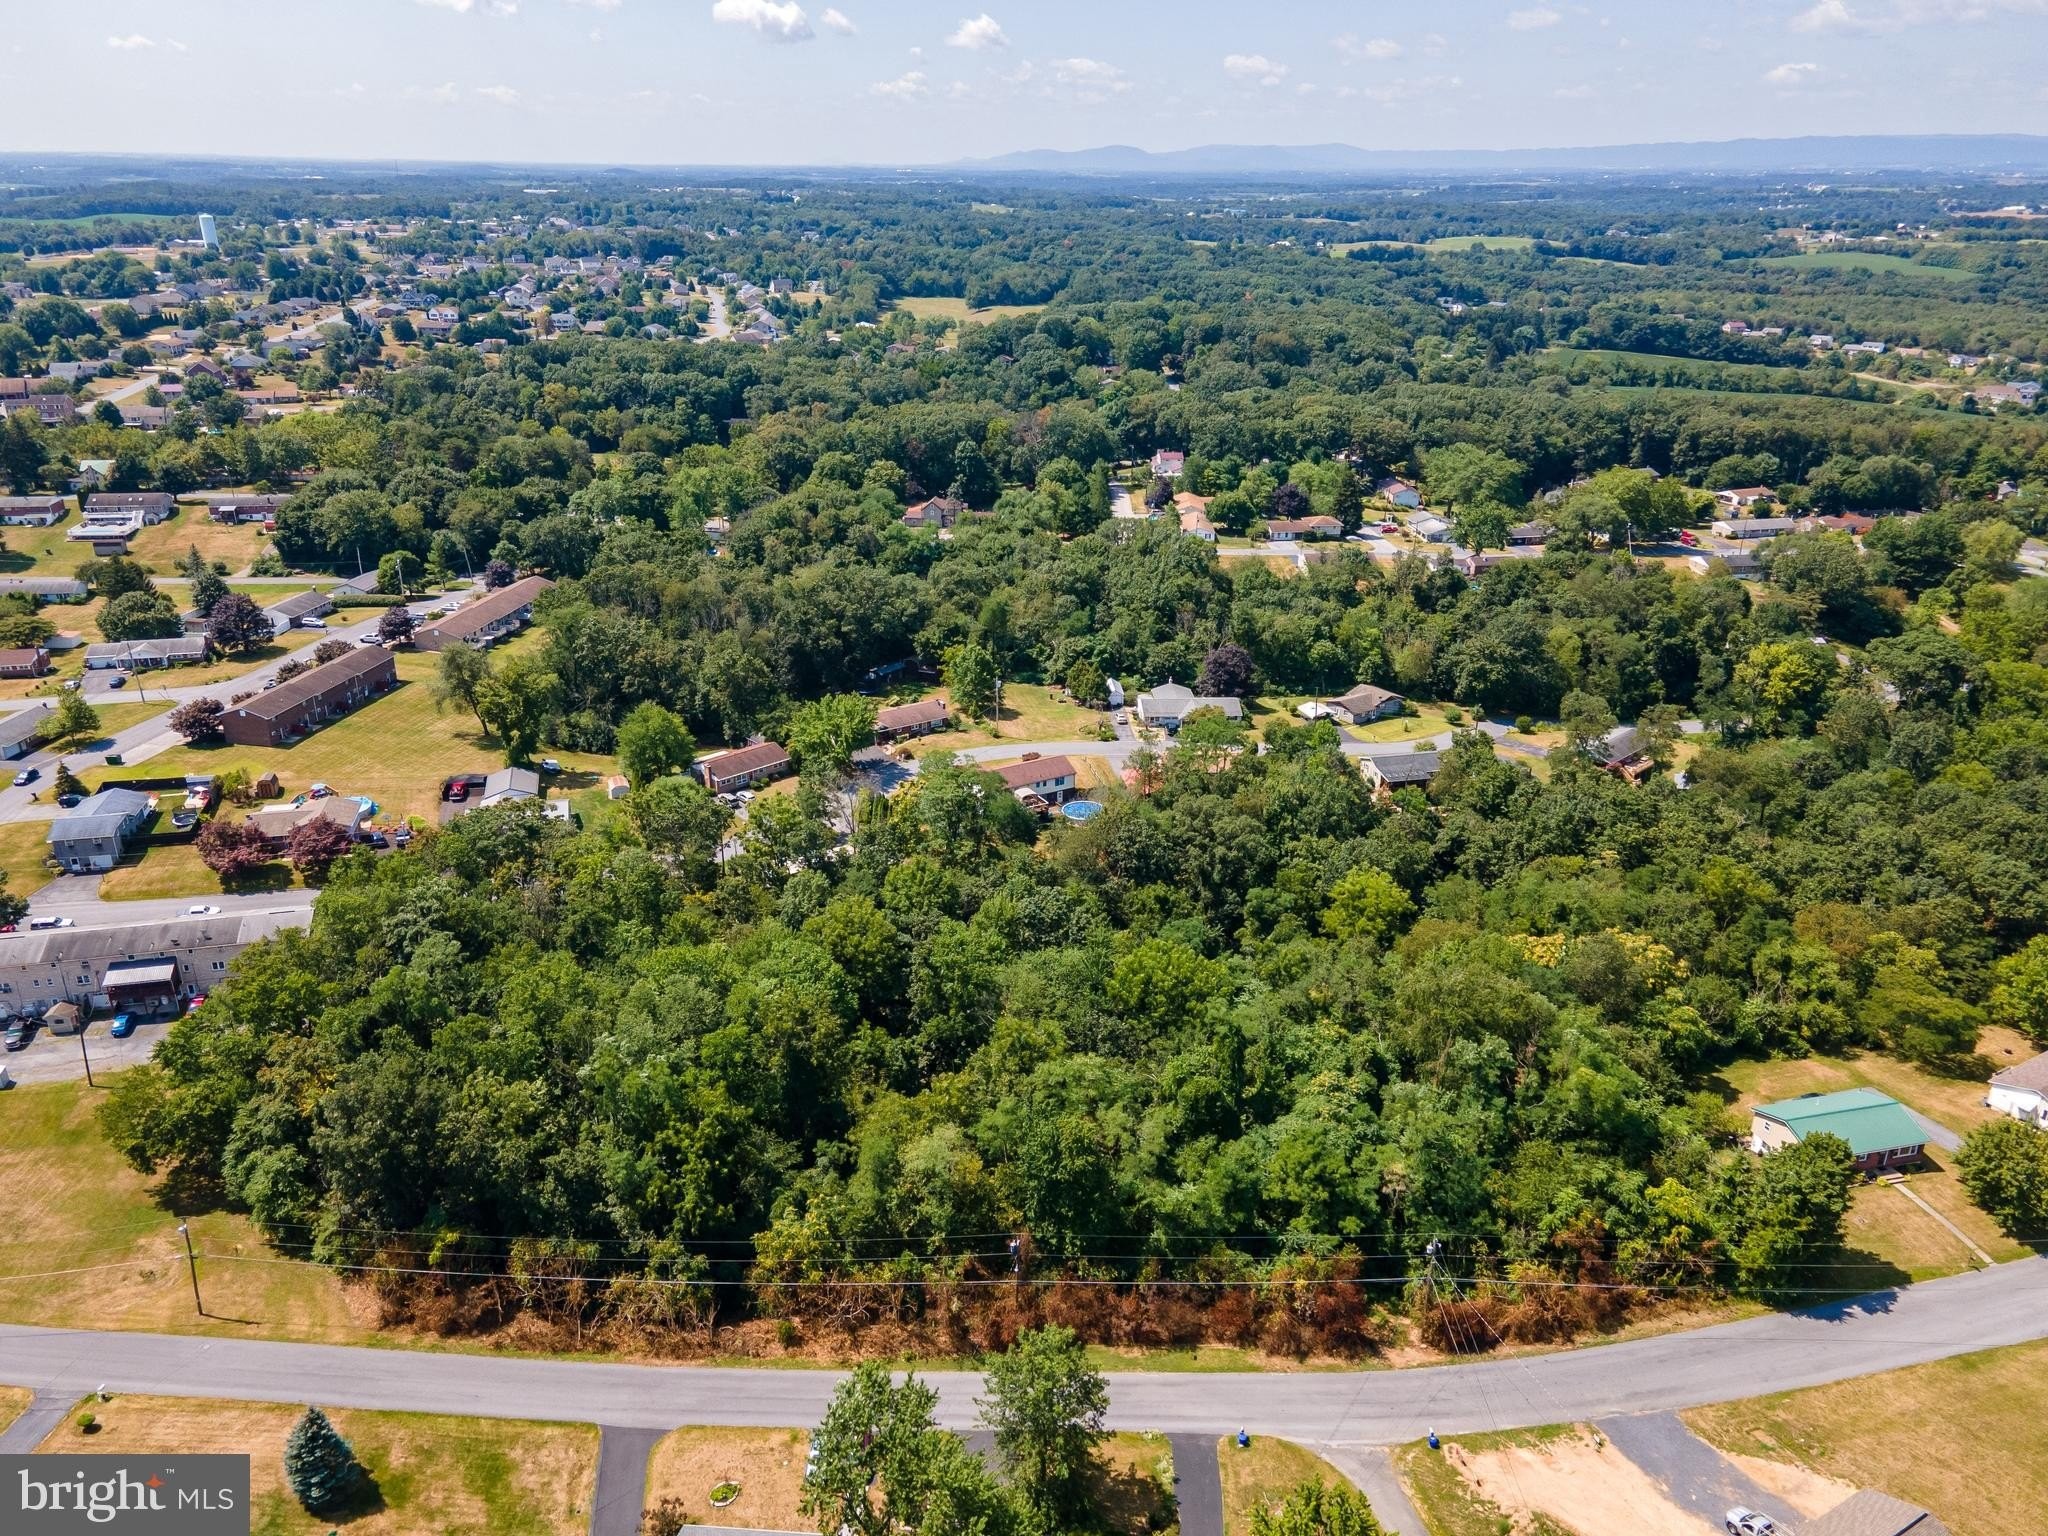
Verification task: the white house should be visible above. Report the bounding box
[1988,1052,2048,1129]
[1375,477,1422,509]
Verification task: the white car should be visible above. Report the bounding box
[186,904,222,916]
[1726,1509,1778,1536]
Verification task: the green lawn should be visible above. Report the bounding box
[0,1079,360,1340]
[0,511,92,575]
[891,296,1046,324]
[137,652,617,823]
[1685,1339,2048,1536]
[124,508,280,576]
[0,1386,28,1434]
[1755,251,1977,282]
[100,840,304,902]
[1217,1436,1347,1536]
[909,684,1108,756]
[1713,1039,2036,1281]
[0,817,55,898]
[38,1395,597,1536]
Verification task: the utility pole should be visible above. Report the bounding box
[77,1017,95,1088]
[176,1223,204,1317]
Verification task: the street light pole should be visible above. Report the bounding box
[176,1222,204,1317]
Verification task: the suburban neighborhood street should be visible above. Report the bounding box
[2,1256,2043,1443]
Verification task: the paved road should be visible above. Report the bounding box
[0,1258,2042,1444]
[23,881,312,925]
[1315,1444,1425,1536]
[1595,1411,1802,1530]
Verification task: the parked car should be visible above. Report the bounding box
[1726,1510,1778,1536]
[11,767,37,787]
[1380,522,1400,534]
[359,635,383,647]
[3,1020,29,1052]
[26,916,73,930]
[186,993,208,1012]
[300,617,328,629]
[55,793,82,809]
[109,1014,136,1039]
[186,904,221,916]
[447,782,468,802]
[541,758,562,774]
[61,678,80,692]
[108,673,127,689]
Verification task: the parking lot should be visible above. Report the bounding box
[2,1012,167,1086]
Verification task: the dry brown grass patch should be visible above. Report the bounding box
[643,1426,810,1529]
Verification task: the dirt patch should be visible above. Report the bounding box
[644,1426,810,1529]
[1453,1428,1714,1536]
[1723,1452,1855,1519]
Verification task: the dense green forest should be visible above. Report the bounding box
[10,161,2045,1355]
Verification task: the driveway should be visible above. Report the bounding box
[1595,1412,1802,1530]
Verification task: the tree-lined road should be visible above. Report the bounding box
[1,1257,2042,1443]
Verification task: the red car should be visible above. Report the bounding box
[448,783,468,802]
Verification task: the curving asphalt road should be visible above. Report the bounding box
[0,1257,2042,1445]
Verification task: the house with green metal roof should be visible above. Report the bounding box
[1748,1088,1928,1172]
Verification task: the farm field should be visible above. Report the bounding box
[1755,251,1977,281]
[892,296,1047,324]
[1686,1338,2048,1536]
[32,1395,598,1536]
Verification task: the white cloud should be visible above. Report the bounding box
[474,84,523,105]
[711,0,813,42]
[1420,31,1449,54]
[821,7,856,32]
[1335,34,1403,61]
[1764,60,1820,84]
[418,0,519,12]
[947,14,1009,50]
[1508,6,1562,29]
[406,81,463,104]
[106,34,155,49]
[1049,56,1131,98]
[565,0,623,10]
[1223,52,1289,86]
[1794,0,2048,28]
[872,69,929,98]
[1359,72,1463,104]
[1553,82,1595,98]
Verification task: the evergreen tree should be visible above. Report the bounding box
[283,1406,362,1514]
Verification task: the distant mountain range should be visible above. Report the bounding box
[961,135,2048,177]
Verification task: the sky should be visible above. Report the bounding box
[2,1,2045,166]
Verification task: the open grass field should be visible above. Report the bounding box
[1216,1436,1344,1536]
[643,1426,810,1530]
[908,685,1107,756]
[1685,1338,2048,1536]
[1755,251,1977,282]
[1331,235,1536,255]
[135,652,620,824]
[0,512,92,575]
[58,699,173,743]
[132,627,328,689]
[893,296,1047,324]
[124,508,278,575]
[0,815,56,898]
[37,1395,598,1536]
[0,1385,29,1434]
[0,1079,361,1341]
[99,839,307,902]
